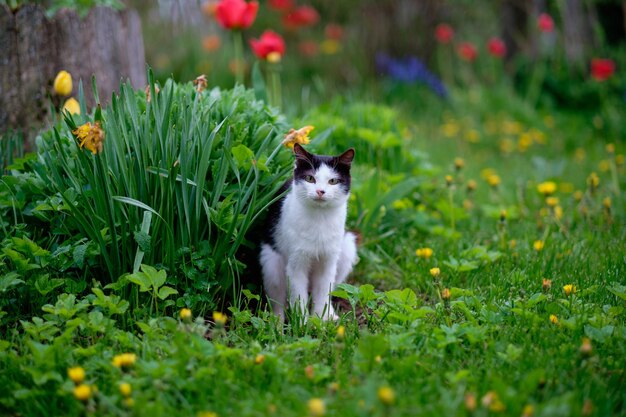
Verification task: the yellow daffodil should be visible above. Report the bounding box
[212,311,227,326]
[377,386,395,405]
[62,97,81,115]
[73,384,92,401]
[72,122,105,155]
[549,314,558,324]
[67,366,85,384]
[112,353,137,368]
[533,240,544,251]
[415,247,433,258]
[429,267,440,277]
[563,284,576,296]
[53,70,73,96]
[119,382,132,397]
[283,126,314,149]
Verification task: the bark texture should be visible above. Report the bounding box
[0,4,146,138]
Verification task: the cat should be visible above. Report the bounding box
[260,143,358,320]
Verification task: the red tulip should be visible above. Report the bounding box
[537,13,554,32]
[215,0,258,30]
[591,58,615,81]
[487,37,506,58]
[268,0,293,12]
[457,42,477,62]
[250,30,286,60]
[435,23,454,44]
[325,23,343,41]
[283,5,319,30]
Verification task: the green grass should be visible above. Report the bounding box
[0,80,625,416]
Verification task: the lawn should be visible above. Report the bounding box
[1,1,626,416]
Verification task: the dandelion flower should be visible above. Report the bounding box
[587,172,600,189]
[549,314,558,324]
[441,288,451,300]
[580,337,592,356]
[603,197,611,209]
[73,122,105,155]
[179,308,192,321]
[119,382,132,397]
[445,175,453,187]
[464,393,477,411]
[454,157,465,170]
[563,284,576,296]
[112,353,137,368]
[537,181,557,196]
[67,366,85,384]
[255,354,266,364]
[197,412,218,417]
[308,398,326,416]
[573,190,584,201]
[212,311,227,326]
[415,247,433,258]
[283,126,314,149]
[336,325,345,340]
[487,174,501,188]
[377,386,395,405]
[73,384,92,401]
[533,240,544,251]
[605,143,615,154]
[466,179,477,192]
[53,70,73,96]
[542,279,552,292]
[522,404,535,417]
[429,267,440,277]
[545,197,559,207]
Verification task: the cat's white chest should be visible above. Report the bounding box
[275,193,346,258]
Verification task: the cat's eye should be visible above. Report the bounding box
[303,175,316,183]
[328,178,342,185]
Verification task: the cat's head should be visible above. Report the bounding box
[292,143,355,208]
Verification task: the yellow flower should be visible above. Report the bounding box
[545,196,559,207]
[112,353,137,368]
[554,205,563,220]
[119,382,132,397]
[574,148,586,162]
[213,311,227,326]
[549,314,558,324]
[537,181,557,196]
[616,154,624,166]
[605,143,615,154]
[73,384,92,401]
[508,239,516,249]
[603,197,611,209]
[53,70,73,96]
[466,179,477,192]
[563,284,576,296]
[336,325,345,340]
[445,175,453,186]
[68,366,85,384]
[454,157,465,170]
[307,398,326,416]
[254,354,266,365]
[580,337,592,356]
[377,386,395,405]
[522,404,535,417]
[267,51,282,63]
[587,172,600,189]
[542,279,552,292]
[533,240,544,251]
[487,174,501,188]
[598,160,610,172]
[197,412,218,417]
[573,190,584,201]
[481,391,505,412]
[415,247,433,259]
[320,39,340,55]
[441,288,451,300]
[283,126,314,149]
[62,97,81,115]
[499,209,507,222]
[441,122,459,138]
[124,397,135,407]
[72,122,105,155]
[429,267,440,277]
[179,308,192,321]
[464,393,477,411]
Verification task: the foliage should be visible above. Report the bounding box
[0,0,124,16]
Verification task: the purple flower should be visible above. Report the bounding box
[376,53,448,98]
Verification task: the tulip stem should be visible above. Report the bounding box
[233,31,244,85]
[268,64,282,109]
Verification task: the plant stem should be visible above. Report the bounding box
[233,31,244,86]
[268,63,282,109]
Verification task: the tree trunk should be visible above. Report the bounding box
[0,4,146,146]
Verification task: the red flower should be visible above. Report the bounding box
[591,58,615,81]
[215,0,258,30]
[487,37,506,58]
[537,13,554,32]
[268,0,293,12]
[283,5,319,30]
[298,40,319,57]
[435,23,454,44]
[250,30,286,60]
[457,42,477,62]
[325,23,343,41]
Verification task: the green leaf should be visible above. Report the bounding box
[0,272,25,292]
[134,231,151,253]
[157,286,178,300]
[231,144,255,170]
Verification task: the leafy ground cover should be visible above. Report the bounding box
[1,75,625,417]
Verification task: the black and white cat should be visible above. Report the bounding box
[260,143,358,320]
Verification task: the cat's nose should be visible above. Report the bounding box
[316,189,325,197]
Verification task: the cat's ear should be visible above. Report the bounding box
[337,148,355,166]
[293,143,313,162]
